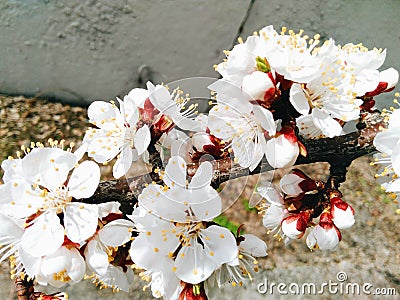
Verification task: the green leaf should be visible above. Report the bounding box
[213,215,240,234]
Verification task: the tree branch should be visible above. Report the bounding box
[84,111,385,214]
[15,277,34,300]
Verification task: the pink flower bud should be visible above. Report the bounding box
[306,212,341,251]
[280,169,318,197]
[281,212,310,239]
[265,134,299,169]
[191,131,227,161]
[330,197,355,229]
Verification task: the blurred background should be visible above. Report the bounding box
[0,0,399,299]
[1,0,399,107]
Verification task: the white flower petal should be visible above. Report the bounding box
[127,88,149,108]
[22,148,76,190]
[97,265,132,292]
[97,202,122,219]
[1,158,23,183]
[67,247,85,282]
[331,205,355,230]
[85,239,109,275]
[40,246,70,277]
[138,184,188,222]
[256,184,284,205]
[263,204,287,229]
[182,187,222,221]
[130,227,179,271]
[134,124,151,155]
[21,212,64,257]
[389,109,400,129]
[354,69,380,96]
[280,173,304,196]
[147,83,178,116]
[18,246,41,278]
[207,110,239,140]
[88,101,121,130]
[346,48,386,70]
[163,156,187,189]
[308,226,340,251]
[289,83,310,115]
[306,231,317,249]
[232,136,255,169]
[249,136,265,171]
[188,161,213,190]
[150,268,181,299]
[391,146,400,179]
[296,114,325,139]
[379,68,399,89]
[0,211,23,246]
[385,178,400,193]
[98,219,134,247]
[240,234,268,257]
[174,242,217,284]
[281,218,302,239]
[253,105,276,135]
[68,161,100,199]
[0,181,44,218]
[266,135,299,169]
[64,203,98,243]
[73,142,87,161]
[122,95,140,125]
[242,71,274,100]
[112,146,133,179]
[373,129,400,155]
[200,225,238,265]
[173,116,203,132]
[312,108,343,138]
[87,137,121,164]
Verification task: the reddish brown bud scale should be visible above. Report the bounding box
[138,98,157,123]
[62,236,81,249]
[291,169,318,192]
[318,212,334,229]
[331,197,353,213]
[364,81,389,97]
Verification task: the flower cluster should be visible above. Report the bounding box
[129,156,267,298]
[373,92,400,207]
[208,25,398,170]
[80,82,204,179]
[0,142,134,293]
[257,169,355,251]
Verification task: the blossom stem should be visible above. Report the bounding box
[14,276,34,300]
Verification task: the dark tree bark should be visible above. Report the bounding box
[84,111,385,214]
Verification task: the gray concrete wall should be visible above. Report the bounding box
[0,0,399,106]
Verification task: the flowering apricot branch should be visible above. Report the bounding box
[2,24,399,300]
[83,110,384,214]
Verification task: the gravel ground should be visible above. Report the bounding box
[0,95,399,299]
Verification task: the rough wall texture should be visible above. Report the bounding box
[1,0,399,105]
[0,0,249,104]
